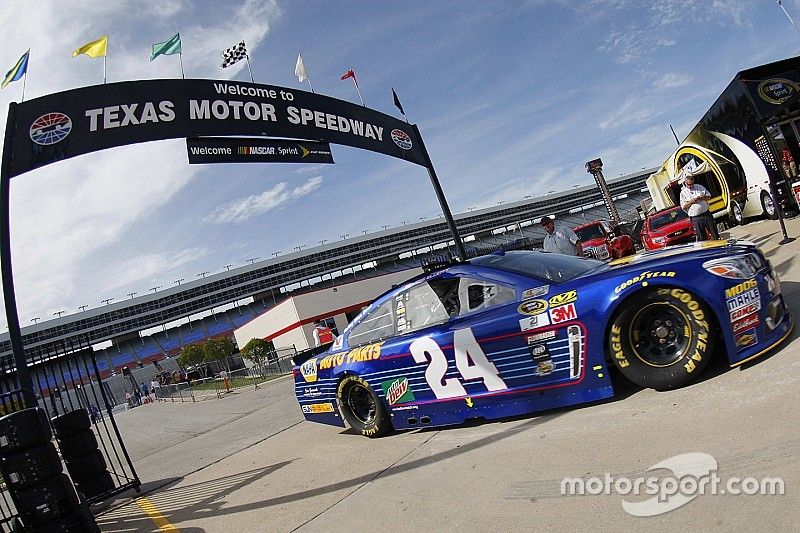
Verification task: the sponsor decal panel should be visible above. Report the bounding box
[319,342,383,369]
[391,128,413,150]
[550,303,577,324]
[735,329,758,351]
[300,358,318,383]
[758,78,799,105]
[614,271,676,294]
[535,360,555,377]
[381,377,415,405]
[730,303,760,322]
[302,402,335,414]
[725,279,757,299]
[303,387,323,397]
[519,313,551,331]
[549,290,577,306]
[732,313,760,334]
[522,285,549,299]
[527,330,557,344]
[530,344,549,361]
[518,299,548,315]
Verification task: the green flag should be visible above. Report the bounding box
[150,33,181,61]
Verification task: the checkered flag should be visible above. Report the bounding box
[221,40,248,68]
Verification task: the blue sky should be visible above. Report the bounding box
[0,0,798,327]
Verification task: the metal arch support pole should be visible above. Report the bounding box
[1,103,36,407]
[411,124,467,262]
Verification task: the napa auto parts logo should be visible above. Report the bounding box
[30,113,72,145]
[390,129,413,150]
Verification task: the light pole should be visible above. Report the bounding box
[78,305,88,312]
[222,264,232,271]
[149,285,162,293]
[319,240,327,245]
[362,229,369,235]
[127,292,137,300]
[197,271,210,278]
[53,311,65,318]
[776,0,800,39]
[272,251,281,257]
[246,257,258,264]
[31,317,40,324]
[101,298,114,306]
[174,278,184,286]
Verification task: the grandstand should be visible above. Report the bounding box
[0,169,654,374]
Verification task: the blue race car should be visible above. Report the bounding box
[293,240,792,437]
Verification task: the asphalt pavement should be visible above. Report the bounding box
[95,215,800,532]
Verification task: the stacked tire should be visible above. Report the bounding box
[0,407,96,532]
[51,408,115,501]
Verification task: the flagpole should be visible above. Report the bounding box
[245,56,255,83]
[103,55,107,84]
[21,71,27,102]
[352,78,365,106]
[179,52,185,79]
[307,78,314,93]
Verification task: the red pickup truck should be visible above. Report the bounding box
[573,220,635,260]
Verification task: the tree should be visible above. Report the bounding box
[203,336,235,370]
[177,343,206,377]
[241,338,275,366]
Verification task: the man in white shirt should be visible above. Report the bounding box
[680,175,719,241]
[541,216,583,256]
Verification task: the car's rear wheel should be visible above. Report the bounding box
[731,201,745,226]
[608,287,714,390]
[337,375,392,438]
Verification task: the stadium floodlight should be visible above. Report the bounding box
[319,240,327,245]
[246,257,259,264]
[101,298,114,305]
[362,229,369,235]
[223,264,233,271]
[31,317,40,323]
[149,286,162,293]
[78,305,88,312]
[382,224,390,229]
[272,251,281,257]
[127,292,137,299]
[53,311,65,318]
[197,271,210,278]
[173,279,184,286]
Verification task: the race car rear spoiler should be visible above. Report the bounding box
[292,342,334,367]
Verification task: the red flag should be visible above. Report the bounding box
[340,69,355,81]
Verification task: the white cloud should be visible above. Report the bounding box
[652,72,693,89]
[205,176,324,223]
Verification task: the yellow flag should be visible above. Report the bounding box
[72,35,108,58]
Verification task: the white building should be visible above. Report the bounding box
[233,268,423,351]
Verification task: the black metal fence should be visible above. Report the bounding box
[0,335,140,530]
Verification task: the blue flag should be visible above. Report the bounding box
[2,50,29,89]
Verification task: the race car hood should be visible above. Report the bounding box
[608,239,755,269]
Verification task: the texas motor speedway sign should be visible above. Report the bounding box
[6,79,426,178]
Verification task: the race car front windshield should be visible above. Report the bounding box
[472,250,606,283]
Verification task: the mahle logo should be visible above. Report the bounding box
[381,377,415,405]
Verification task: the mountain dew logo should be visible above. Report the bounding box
[381,377,415,405]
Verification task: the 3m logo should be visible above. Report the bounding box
[550,303,576,324]
[549,290,577,306]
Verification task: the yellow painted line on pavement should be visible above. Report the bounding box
[136,497,179,532]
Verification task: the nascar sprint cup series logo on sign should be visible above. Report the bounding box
[390,129,413,150]
[30,113,72,146]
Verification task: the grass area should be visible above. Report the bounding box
[182,373,287,392]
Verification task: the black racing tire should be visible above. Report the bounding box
[0,442,63,490]
[0,408,52,453]
[64,450,108,483]
[608,287,715,390]
[337,375,392,438]
[51,408,91,439]
[73,471,115,499]
[761,191,778,220]
[58,431,98,459]
[731,201,745,226]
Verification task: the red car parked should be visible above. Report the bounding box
[640,206,696,250]
[572,220,635,260]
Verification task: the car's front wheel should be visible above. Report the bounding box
[337,375,392,438]
[608,287,715,390]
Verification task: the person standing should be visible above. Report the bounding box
[680,175,719,241]
[312,320,335,347]
[540,216,583,256]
